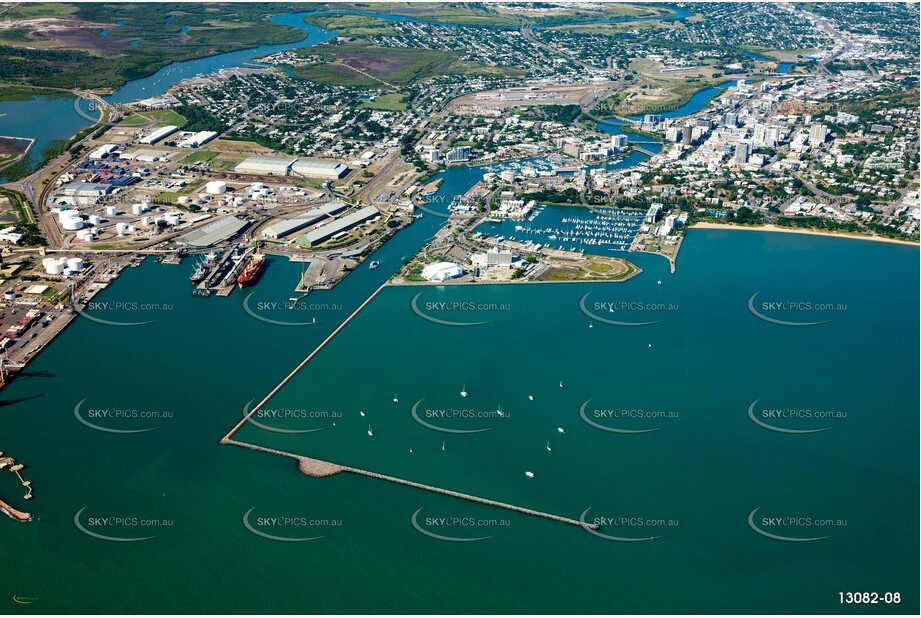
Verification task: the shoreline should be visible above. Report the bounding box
[690,222,919,247]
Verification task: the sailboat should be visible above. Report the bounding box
[441,440,445,451]
[559,380,564,388]
[496,405,504,418]
[525,471,535,478]
[360,410,365,417]
[460,384,468,397]
[367,424,373,436]
[557,427,565,433]
[528,394,534,401]
[546,442,552,451]
[392,393,399,403]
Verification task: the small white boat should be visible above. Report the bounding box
[559,381,564,388]
[657,280,662,285]
[393,393,399,403]
[441,440,446,451]
[528,395,534,401]
[367,425,373,436]
[557,427,565,433]
[589,323,594,328]
[525,471,535,478]
[546,442,551,451]
[496,405,504,418]
[360,410,365,417]
[460,384,468,398]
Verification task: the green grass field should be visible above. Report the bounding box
[1,3,76,19]
[359,93,408,111]
[118,110,188,128]
[183,150,219,163]
[294,44,502,87]
[303,14,399,37]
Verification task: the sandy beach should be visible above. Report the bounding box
[691,222,920,247]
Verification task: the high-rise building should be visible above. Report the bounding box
[445,146,472,163]
[809,124,828,146]
[766,126,782,147]
[723,112,739,128]
[610,134,629,149]
[682,126,693,146]
[734,142,750,165]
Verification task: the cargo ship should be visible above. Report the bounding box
[236,253,266,288]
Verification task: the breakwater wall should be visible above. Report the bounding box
[221,438,594,530]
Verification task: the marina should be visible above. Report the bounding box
[476,206,646,255]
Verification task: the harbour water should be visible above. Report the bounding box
[0,6,917,614]
[0,94,91,182]
[1,156,918,612]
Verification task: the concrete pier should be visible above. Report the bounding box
[221,438,594,530]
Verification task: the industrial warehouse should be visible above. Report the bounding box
[261,201,349,239]
[234,156,350,179]
[303,205,380,246]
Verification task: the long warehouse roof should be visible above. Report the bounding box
[176,215,248,247]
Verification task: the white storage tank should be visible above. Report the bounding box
[177,196,190,205]
[116,222,128,236]
[206,180,227,195]
[105,206,117,217]
[127,225,137,233]
[165,214,180,226]
[63,268,74,277]
[76,231,95,242]
[62,215,84,231]
[66,258,84,271]
[88,214,102,225]
[43,258,66,275]
[131,203,144,215]
[141,217,150,226]
[58,209,79,225]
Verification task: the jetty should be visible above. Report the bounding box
[221,438,594,530]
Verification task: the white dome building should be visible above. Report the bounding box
[421,262,465,282]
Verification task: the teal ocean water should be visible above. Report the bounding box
[0,6,915,614]
[1,185,917,612]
